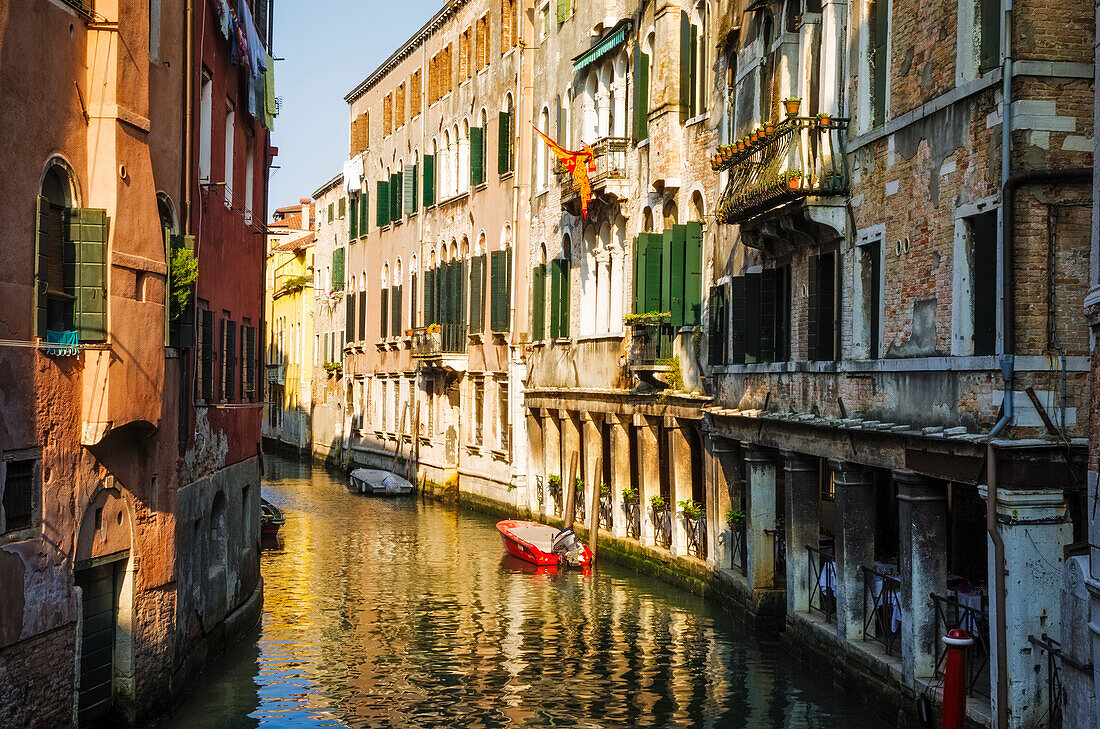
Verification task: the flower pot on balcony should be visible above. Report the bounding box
[783,97,802,117]
[764,121,776,135]
[817,113,832,128]
[736,140,746,153]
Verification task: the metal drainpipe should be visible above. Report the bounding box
[183,0,194,235]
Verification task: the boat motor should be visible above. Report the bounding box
[551,527,587,567]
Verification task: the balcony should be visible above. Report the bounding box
[714,116,849,226]
[557,136,630,207]
[410,324,468,370]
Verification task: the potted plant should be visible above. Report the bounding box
[736,138,746,153]
[624,311,671,327]
[725,508,745,526]
[600,482,610,497]
[784,169,804,191]
[678,499,703,520]
[816,111,832,128]
[763,120,776,135]
[783,97,802,117]
[547,474,562,493]
[650,495,667,511]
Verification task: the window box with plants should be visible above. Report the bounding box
[323,361,343,375]
[624,311,671,327]
[679,499,706,557]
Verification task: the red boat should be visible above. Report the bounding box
[496,520,592,568]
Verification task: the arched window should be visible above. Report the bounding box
[461,118,471,192]
[442,129,451,197]
[663,199,678,228]
[36,160,91,340]
[760,15,774,123]
[690,2,709,117]
[642,206,654,232]
[537,106,550,189]
[725,39,739,143]
[690,190,706,222]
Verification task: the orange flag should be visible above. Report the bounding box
[532,125,597,218]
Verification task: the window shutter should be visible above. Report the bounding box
[730,276,746,364]
[469,255,485,333]
[871,0,888,127]
[498,111,512,174]
[760,268,777,362]
[490,249,511,331]
[338,197,346,218]
[392,285,402,336]
[470,127,484,186]
[745,272,761,362]
[632,235,645,314]
[532,264,546,340]
[689,25,699,118]
[350,196,359,239]
[979,0,1000,72]
[459,259,469,332]
[549,259,562,339]
[390,172,402,221]
[360,186,369,235]
[423,155,436,206]
[200,309,215,400]
[680,12,691,122]
[556,95,564,139]
[708,286,722,364]
[358,286,367,340]
[34,197,50,339]
[332,247,345,291]
[808,254,820,360]
[67,207,108,342]
[776,265,790,361]
[644,234,662,314]
[225,320,237,400]
[424,268,435,325]
[380,287,389,338]
[346,292,356,342]
[404,164,416,215]
[557,0,569,23]
[683,221,703,325]
[376,180,389,227]
[633,49,649,142]
[410,272,418,328]
[328,202,334,222]
[243,326,256,399]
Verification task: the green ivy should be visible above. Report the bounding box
[169,247,198,319]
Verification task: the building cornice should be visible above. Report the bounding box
[344,0,471,105]
[312,172,344,200]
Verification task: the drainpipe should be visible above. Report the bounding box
[183,0,194,235]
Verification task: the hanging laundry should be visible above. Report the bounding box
[237,0,267,79]
[344,156,364,194]
[213,0,232,39]
[263,52,277,131]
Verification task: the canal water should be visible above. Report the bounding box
[162,455,889,728]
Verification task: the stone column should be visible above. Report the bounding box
[831,460,876,642]
[895,470,947,683]
[669,419,693,556]
[745,444,778,591]
[581,412,601,531]
[982,486,1071,729]
[705,433,734,569]
[541,410,561,518]
[638,415,660,547]
[783,451,820,616]
[609,415,631,539]
[525,408,543,516]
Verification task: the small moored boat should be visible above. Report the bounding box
[496,520,592,568]
[260,498,285,538]
[350,468,415,496]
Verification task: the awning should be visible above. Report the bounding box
[572,21,630,73]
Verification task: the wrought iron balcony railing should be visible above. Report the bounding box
[557,136,630,200]
[714,117,849,225]
[411,324,468,357]
[628,325,674,366]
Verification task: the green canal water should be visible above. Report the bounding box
[162,455,889,728]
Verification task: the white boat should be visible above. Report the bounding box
[349,468,414,496]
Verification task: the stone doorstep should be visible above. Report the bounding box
[786,611,993,729]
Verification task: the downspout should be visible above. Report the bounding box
[183,0,194,235]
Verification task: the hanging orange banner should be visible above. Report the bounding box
[532,125,596,218]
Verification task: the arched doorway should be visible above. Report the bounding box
[74,486,134,727]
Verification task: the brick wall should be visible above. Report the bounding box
[0,623,76,729]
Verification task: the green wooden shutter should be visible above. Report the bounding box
[469,255,485,333]
[979,0,1000,72]
[34,197,50,339]
[460,259,469,333]
[490,249,511,332]
[328,202,334,222]
[532,264,546,340]
[730,276,746,364]
[404,164,416,215]
[644,234,662,314]
[470,127,485,186]
[683,221,703,325]
[424,268,435,325]
[632,235,643,314]
[358,285,367,338]
[410,272,418,328]
[549,259,562,339]
[423,155,436,206]
[556,95,564,139]
[338,197,346,218]
[633,49,649,142]
[391,285,402,335]
[350,196,359,239]
[332,247,345,291]
[380,287,389,338]
[745,272,761,362]
[376,180,389,227]
[390,172,401,221]
[871,0,888,127]
[498,111,512,174]
[346,292,356,342]
[760,268,777,362]
[808,254,820,360]
[557,0,569,23]
[679,11,691,123]
[360,187,369,235]
[67,207,108,342]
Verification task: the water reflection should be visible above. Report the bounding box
[162,456,886,728]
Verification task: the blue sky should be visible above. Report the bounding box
[269,0,443,211]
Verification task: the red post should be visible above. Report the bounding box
[941,628,974,729]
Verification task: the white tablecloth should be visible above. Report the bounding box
[951,590,982,635]
[873,576,903,632]
[818,561,837,594]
